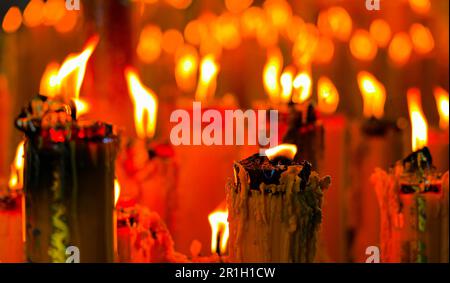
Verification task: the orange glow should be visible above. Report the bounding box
[195,55,219,102]
[350,29,378,61]
[285,16,305,42]
[265,144,297,161]
[213,13,241,50]
[409,0,431,15]
[125,67,159,139]
[280,67,295,103]
[407,88,428,151]
[23,0,45,28]
[162,29,184,54]
[318,7,352,42]
[40,62,61,98]
[256,21,279,48]
[208,208,229,254]
[434,87,449,130]
[357,71,386,119]
[263,48,283,103]
[225,0,253,14]
[292,71,312,104]
[241,7,265,38]
[43,0,66,26]
[317,76,339,115]
[313,36,335,64]
[388,32,413,66]
[369,19,392,48]
[8,141,25,190]
[2,6,22,33]
[73,98,89,118]
[54,10,78,33]
[175,45,199,92]
[184,20,208,46]
[165,0,192,9]
[114,178,121,207]
[263,0,292,29]
[292,23,319,66]
[137,24,162,63]
[409,23,435,55]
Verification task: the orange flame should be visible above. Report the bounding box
[208,208,229,254]
[9,141,25,190]
[195,55,219,103]
[409,0,431,15]
[265,144,297,161]
[280,66,295,103]
[39,35,99,118]
[407,88,428,151]
[40,61,61,98]
[124,67,158,139]
[409,23,435,55]
[433,87,449,130]
[317,76,339,114]
[357,71,386,119]
[263,48,283,103]
[114,178,121,207]
[292,71,312,104]
[57,35,99,100]
[175,45,199,92]
[349,29,378,61]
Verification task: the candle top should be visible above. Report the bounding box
[234,153,312,191]
[15,95,116,143]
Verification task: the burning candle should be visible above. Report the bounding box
[208,204,229,256]
[428,87,449,173]
[15,36,119,263]
[227,144,331,262]
[371,87,448,262]
[122,68,178,233]
[316,76,349,262]
[349,71,404,262]
[0,141,25,263]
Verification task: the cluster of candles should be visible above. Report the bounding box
[0,0,448,263]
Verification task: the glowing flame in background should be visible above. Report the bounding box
[292,71,312,104]
[8,141,25,190]
[433,87,449,130]
[263,48,283,103]
[407,88,428,151]
[265,144,297,161]
[195,54,219,103]
[357,71,386,119]
[280,66,295,103]
[114,178,121,207]
[208,208,229,255]
[125,67,159,139]
[317,76,339,115]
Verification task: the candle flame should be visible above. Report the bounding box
[407,88,428,151]
[39,61,61,98]
[124,67,158,139]
[114,178,121,207]
[263,48,283,103]
[57,35,99,100]
[357,71,386,119]
[317,76,339,114]
[292,71,312,104]
[208,208,229,254]
[265,144,297,161]
[433,87,449,130]
[280,67,295,103]
[39,35,99,118]
[8,141,25,190]
[195,54,219,102]
[175,45,199,92]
